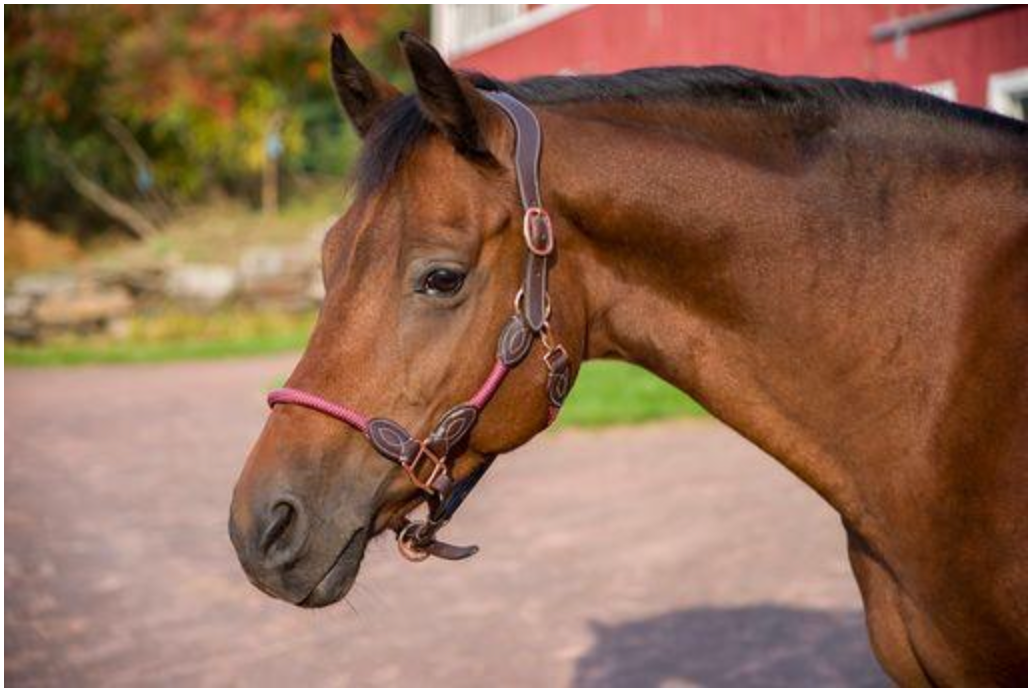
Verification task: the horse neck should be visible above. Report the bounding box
[540,100,1024,522]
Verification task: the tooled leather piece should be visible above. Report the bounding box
[425,404,479,458]
[497,315,533,366]
[366,418,418,463]
[546,349,572,407]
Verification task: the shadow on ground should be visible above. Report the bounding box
[573,604,890,687]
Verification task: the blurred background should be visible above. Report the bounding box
[5,4,1026,686]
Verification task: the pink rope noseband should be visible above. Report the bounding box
[267,388,371,433]
[268,358,516,437]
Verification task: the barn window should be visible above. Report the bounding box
[988,68,1028,120]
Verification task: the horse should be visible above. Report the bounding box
[229,31,1028,685]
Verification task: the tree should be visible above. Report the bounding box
[4,5,426,238]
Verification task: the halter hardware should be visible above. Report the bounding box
[266,90,570,562]
[523,207,554,256]
[402,442,449,495]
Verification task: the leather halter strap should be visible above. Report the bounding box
[267,90,571,562]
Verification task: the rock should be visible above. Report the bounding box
[4,294,37,342]
[11,272,79,299]
[163,264,237,307]
[35,286,133,330]
[237,244,319,309]
[99,266,167,304]
[4,294,34,321]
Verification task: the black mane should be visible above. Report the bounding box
[355,65,1027,192]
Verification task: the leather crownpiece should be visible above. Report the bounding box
[498,315,533,366]
[366,418,418,463]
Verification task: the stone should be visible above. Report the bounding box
[11,272,79,299]
[163,264,237,307]
[4,294,34,321]
[34,286,133,329]
[237,244,319,309]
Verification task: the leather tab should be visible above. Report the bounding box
[426,405,479,458]
[366,418,418,464]
[545,347,571,407]
[497,315,533,366]
[425,540,479,561]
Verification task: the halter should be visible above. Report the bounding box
[267,91,571,562]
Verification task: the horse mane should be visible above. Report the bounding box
[355,65,1027,193]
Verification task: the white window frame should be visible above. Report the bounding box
[432,4,586,60]
[988,67,1028,120]
[916,80,957,102]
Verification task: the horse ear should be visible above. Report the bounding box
[399,31,501,160]
[330,33,400,137]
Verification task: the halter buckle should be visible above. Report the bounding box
[523,207,554,256]
[402,442,449,495]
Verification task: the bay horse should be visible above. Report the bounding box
[230,32,1028,685]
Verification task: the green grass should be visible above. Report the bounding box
[6,312,706,426]
[5,309,316,367]
[558,360,707,427]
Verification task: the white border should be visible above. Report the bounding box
[916,80,957,102]
[987,67,1028,119]
[434,4,588,60]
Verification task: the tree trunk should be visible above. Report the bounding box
[47,138,161,240]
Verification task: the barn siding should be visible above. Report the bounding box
[450,5,1028,109]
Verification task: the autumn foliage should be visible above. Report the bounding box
[4,5,425,237]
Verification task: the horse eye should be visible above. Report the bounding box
[418,268,466,297]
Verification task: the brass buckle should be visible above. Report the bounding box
[523,207,554,256]
[402,442,448,495]
[543,343,568,372]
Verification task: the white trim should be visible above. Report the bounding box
[916,80,957,102]
[435,4,588,61]
[988,67,1028,120]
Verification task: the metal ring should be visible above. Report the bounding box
[397,523,431,562]
[514,289,552,322]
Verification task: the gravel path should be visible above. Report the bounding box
[5,355,887,686]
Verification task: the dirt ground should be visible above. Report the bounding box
[5,355,888,686]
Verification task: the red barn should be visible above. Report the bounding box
[432,4,1028,118]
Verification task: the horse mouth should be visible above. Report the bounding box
[299,527,367,608]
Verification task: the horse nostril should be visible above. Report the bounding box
[258,498,308,566]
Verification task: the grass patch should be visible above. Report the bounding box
[5,309,315,367]
[558,360,707,427]
[7,314,707,427]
